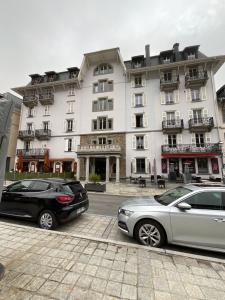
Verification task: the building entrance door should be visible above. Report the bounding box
[169,158,179,178]
[95,158,106,181]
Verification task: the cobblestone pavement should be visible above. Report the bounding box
[1,222,225,300]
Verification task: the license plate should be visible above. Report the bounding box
[77,207,85,214]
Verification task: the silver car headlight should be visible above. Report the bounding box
[118,208,134,217]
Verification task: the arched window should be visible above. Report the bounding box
[94,64,113,75]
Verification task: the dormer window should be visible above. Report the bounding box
[163,57,171,64]
[134,61,142,68]
[45,71,57,82]
[94,64,113,76]
[187,53,196,60]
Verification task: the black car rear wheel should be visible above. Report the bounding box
[38,210,57,230]
[134,219,166,247]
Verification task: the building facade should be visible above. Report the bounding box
[0,93,22,171]
[13,44,225,181]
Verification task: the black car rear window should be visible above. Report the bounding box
[66,183,84,194]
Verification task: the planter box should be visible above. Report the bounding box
[85,183,106,192]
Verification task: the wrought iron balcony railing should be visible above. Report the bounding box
[39,93,54,105]
[162,119,184,133]
[18,130,35,140]
[185,71,208,88]
[16,148,48,157]
[35,129,51,140]
[160,76,179,91]
[23,95,38,107]
[189,117,214,132]
[162,143,221,154]
[77,144,121,154]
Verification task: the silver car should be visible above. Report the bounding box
[118,184,225,252]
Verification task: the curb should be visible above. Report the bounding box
[1,221,225,265]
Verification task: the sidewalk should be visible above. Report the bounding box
[0,222,225,300]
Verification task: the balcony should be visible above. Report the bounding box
[160,76,179,91]
[189,117,214,132]
[185,71,208,88]
[162,119,184,133]
[18,130,35,141]
[35,129,51,140]
[39,93,54,105]
[16,148,48,158]
[162,143,221,157]
[77,144,121,155]
[23,95,38,107]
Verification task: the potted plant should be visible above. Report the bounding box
[85,174,106,192]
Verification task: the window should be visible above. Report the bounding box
[43,121,49,131]
[136,136,144,150]
[166,111,175,122]
[189,68,198,78]
[168,134,177,148]
[222,108,225,123]
[187,53,195,60]
[27,123,33,132]
[197,158,208,174]
[164,72,172,81]
[191,89,200,101]
[93,80,113,93]
[136,114,143,128]
[195,133,204,147]
[135,94,143,107]
[44,105,50,116]
[24,141,30,151]
[29,181,50,192]
[92,140,97,145]
[107,139,113,145]
[136,158,145,173]
[193,109,202,122]
[92,98,113,112]
[65,138,72,152]
[163,57,171,64]
[66,119,73,132]
[185,192,222,210]
[98,137,107,145]
[67,101,74,113]
[8,180,33,192]
[165,92,174,104]
[135,76,142,87]
[92,117,113,131]
[27,107,34,118]
[94,64,113,75]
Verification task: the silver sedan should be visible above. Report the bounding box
[118,184,225,252]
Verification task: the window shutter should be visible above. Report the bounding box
[201,87,207,101]
[64,139,69,151]
[174,90,179,103]
[131,115,136,128]
[205,133,211,143]
[73,119,77,131]
[131,94,135,107]
[48,121,51,129]
[191,133,196,145]
[144,135,148,149]
[145,158,150,173]
[175,111,180,120]
[143,94,147,106]
[143,115,148,127]
[163,135,168,145]
[177,134,182,145]
[160,72,164,81]
[203,108,208,118]
[142,75,146,87]
[162,112,167,121]
[160,92,166,104]
[131,77,135,88]
[172,69,177,79]
[132,158,136,173]
[64,120,67,132]
[186,89,192,102]
[132,136,136,149]
[188,110,193,119]
[72,139,76,151]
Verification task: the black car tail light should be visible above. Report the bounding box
[56,195,74,204]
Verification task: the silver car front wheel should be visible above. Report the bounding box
[135,220,166,247]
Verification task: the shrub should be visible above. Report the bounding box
[89,174,101,183]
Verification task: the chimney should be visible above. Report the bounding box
[173,43,180,61]
[145,44,150,66]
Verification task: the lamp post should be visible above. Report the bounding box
[0,97,14,280]
[218,141,224,183]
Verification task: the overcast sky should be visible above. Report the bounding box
[0,0,225,96]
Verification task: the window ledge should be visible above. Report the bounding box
[43,114,50,117]
[66,112,74,114]
[136,148,145,151]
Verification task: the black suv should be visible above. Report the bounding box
[0,179,89,230]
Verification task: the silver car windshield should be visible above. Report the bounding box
[155,187,191,206]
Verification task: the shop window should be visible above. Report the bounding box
[182,158,195,174]
[197,158,208,174]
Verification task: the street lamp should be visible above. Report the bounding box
[218,141,224,183]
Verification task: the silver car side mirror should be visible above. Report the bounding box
[177,202,191,210]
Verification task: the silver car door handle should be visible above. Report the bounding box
[214,218,225,222]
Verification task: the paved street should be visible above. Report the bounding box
[1,221,225,300]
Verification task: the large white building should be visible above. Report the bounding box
[13,44,225,181]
